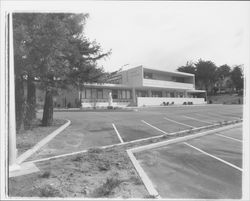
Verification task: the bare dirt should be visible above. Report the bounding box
[16,119,67,156]
[9,147,148,198]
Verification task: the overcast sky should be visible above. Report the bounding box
[80,1,250,73]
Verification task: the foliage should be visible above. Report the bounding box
[13,13,110,127]
[177,59,244,95]
[91,177,122,197]
[231,65,243,92]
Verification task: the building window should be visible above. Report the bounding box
[144,72,153,79]
[126,90,131,99]
[92,89,97,99]
[118,90,122,99]
[97,89,103,99]
[86,89,91,99]
[112,89,118,99]
[81,89,86,99]
[136,90,148,97]
[122,90,126,99]
[152,91,162,97]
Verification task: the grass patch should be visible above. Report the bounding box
[39,171,51,178]
[91,177,123,197]
[38,184,63,197]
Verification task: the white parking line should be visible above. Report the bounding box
[183,115,212,124]
[164,117,195,128]
[190,113,215,123]
[141,120,169,135]
[215,133,242,142]
[183,142,242,171]
[112,123,124,143]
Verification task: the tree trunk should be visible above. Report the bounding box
[42,88,53,126]
[24,76,36,130]
[15,76,25,133]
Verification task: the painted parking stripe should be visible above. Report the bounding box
[215,133,242,142]
[112,123,124,143]
[182,115,212,124]
[164,117,195,128]
[189,113,215,123]
[141,120,169,135]
[207,112,240,120]
[183,142,242,171]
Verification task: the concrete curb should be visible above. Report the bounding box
[16,119,71,164]
[127,122,242,198]
[28,119,242,164]
[130,122,242,153]
[127,150,161,199]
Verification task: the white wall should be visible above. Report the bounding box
[137,97,206,107]
[81,101,130,108]
[143,79,194,90]
[120,66,143,87]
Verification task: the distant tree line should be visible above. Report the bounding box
[13,13,110,133]
[177,59,244,95]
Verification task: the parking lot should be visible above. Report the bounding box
[135,125,242,199]
[29,104,242,161]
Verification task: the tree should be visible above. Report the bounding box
[231,65,243,92]
[215,64,231,93]
[13,13,110,127]
[177,61,196,75]
[195,59,217,94]
[216,64,231,79]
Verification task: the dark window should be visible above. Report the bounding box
[97,89,103,99]
[152,91,162,97]
[112,89,118,99]
[144,72,153,79]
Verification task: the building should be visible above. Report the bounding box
[80,65,207,108]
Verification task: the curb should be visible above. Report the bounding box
[130,122,242,153]
[127,122,242,199]
[16,119,71,164]
[28,119,242,164]
[127,150,161,199]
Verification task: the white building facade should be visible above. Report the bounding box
[80,65,207,108]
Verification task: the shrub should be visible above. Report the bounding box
[39,171,51,178]
[38,184,63,197]
[91,177,122,197]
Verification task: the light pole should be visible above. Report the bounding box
[8,13,20,171]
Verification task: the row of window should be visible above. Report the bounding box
[136,90,186,98]
[82,88,189,99]
[143,72,190,84]
[81,88,132,100]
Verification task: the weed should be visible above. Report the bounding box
[97,160,111,171]
[91,177,122,197]
[144,194,158,199]
[39,171,51,178]
[130,175,142,185]
[38,184,62,197]
[72,155,83,162]
[88,148,103,154]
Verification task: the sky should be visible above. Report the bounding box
[78,1,250,73]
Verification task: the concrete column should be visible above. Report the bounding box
[132,88,136,105]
